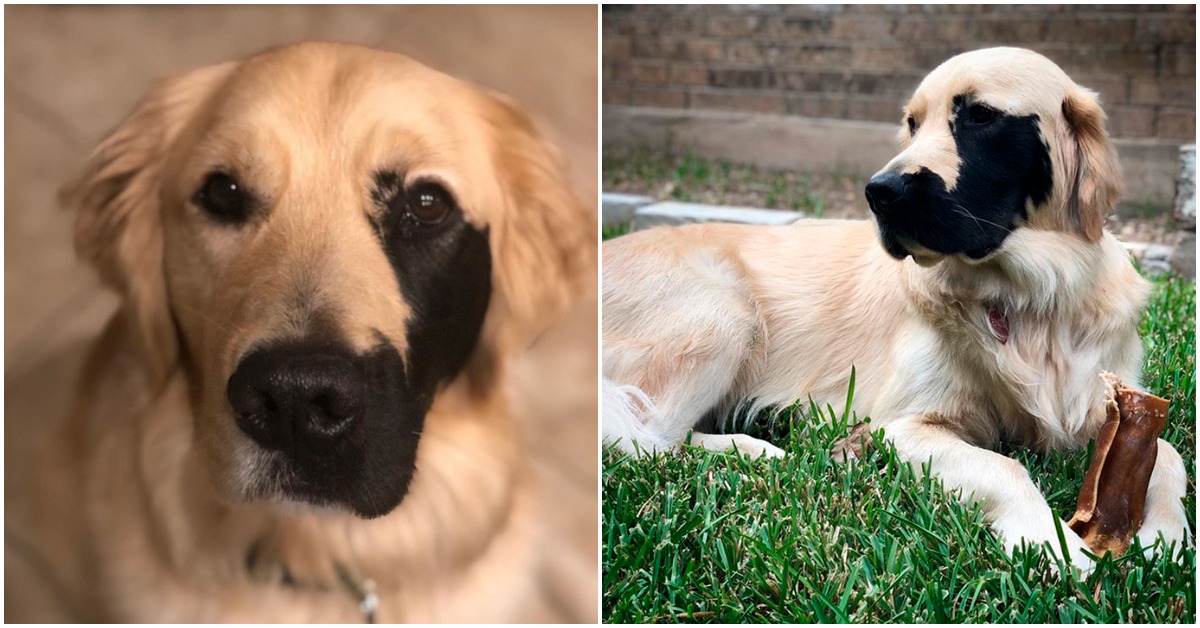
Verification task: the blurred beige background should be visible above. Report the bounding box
[4,4,598,621]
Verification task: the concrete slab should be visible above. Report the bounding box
[1176,144,1195,229]
[1141,243,1176,275]
[601,192,655,226]
[634,201,803,229]
[1171,231,1196,278]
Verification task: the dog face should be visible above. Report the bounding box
[64,43,592,518]
[866,47,1121,263]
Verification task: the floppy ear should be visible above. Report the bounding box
[1061,87,1123,242]
[480,95,596,357]
[60,64,232,384]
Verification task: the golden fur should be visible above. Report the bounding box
[21,42,594,622]
[603,48,1188,571]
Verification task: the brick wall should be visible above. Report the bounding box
[603,4,1196,141]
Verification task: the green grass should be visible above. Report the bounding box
[603,272,1196,623]
[603,222,631,241]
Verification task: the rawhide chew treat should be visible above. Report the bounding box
[1067,373,1169,556]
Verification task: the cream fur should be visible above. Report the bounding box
[23,42,595,622]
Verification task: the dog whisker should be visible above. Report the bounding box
[948,202,1012,235]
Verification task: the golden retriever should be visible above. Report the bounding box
[602,47,1188,572]
[20,42,594,621]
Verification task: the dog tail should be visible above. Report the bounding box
[602,379,672,454]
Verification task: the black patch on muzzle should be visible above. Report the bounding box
[226,174,492,519]
[372,172,493,397]
[868,96,1053,260]
[228,339,421,518]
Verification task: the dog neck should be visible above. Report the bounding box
[896,229,1149,447]
[141,373,528,620]
[903,229,1134,316]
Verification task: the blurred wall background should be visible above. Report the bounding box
[603,4,1194,141]
[602,4,1194,274]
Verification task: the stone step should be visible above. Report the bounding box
[601,192,655,226]
[606,190,1187,277]
[633,201,804,229]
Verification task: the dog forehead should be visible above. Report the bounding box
[215,44,472,130]
[188,43,503,214]
[909,47,1073,116]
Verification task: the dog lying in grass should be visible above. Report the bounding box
[602,47,1189,572]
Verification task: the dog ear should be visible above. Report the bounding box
[479,95,596,358]
[60,64,232,385]
[1061,88,1122,242]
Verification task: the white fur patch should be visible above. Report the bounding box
[601,379,673,453]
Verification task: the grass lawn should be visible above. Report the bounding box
[602,271,1196,623]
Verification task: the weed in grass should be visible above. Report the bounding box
[675,153,712,184]
[719,161,732,198]
[603,144,671,188]
[603,222,631,241]
[602,272,1196,623]
[1117,200,1170,220]
[793,185,827,217]
[829,162,870,188]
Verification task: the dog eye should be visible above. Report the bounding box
[968,103,999,125]
[906,115,919,134]
[193,172,251,224]
[406,181,455,224]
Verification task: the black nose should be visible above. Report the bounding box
[865,172,907,215]
[227,344,365,452]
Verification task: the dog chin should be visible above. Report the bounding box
[225,449,395,518]
[266,494,357,519]
[883,233,946,268]
[881,231,1007,268]
[909,251,945,268]
[957,249,1000,265]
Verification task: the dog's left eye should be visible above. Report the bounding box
[193,172,252,224]
[968,103,999,125]
[407,182,454,224]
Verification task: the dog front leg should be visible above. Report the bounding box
[1135,438,1191,557]
[882,415,1095,573]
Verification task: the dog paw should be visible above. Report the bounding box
[992,514,1095,576]
[723,434,787,458]
[1132,494,1190,561]
[1135,516,1192,562]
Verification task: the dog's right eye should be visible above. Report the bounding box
[968,103,999,125]
[193,172,252,224]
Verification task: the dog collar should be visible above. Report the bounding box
[336,564,379,624]
[987,305,1009,344]
[247,542,378,623]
